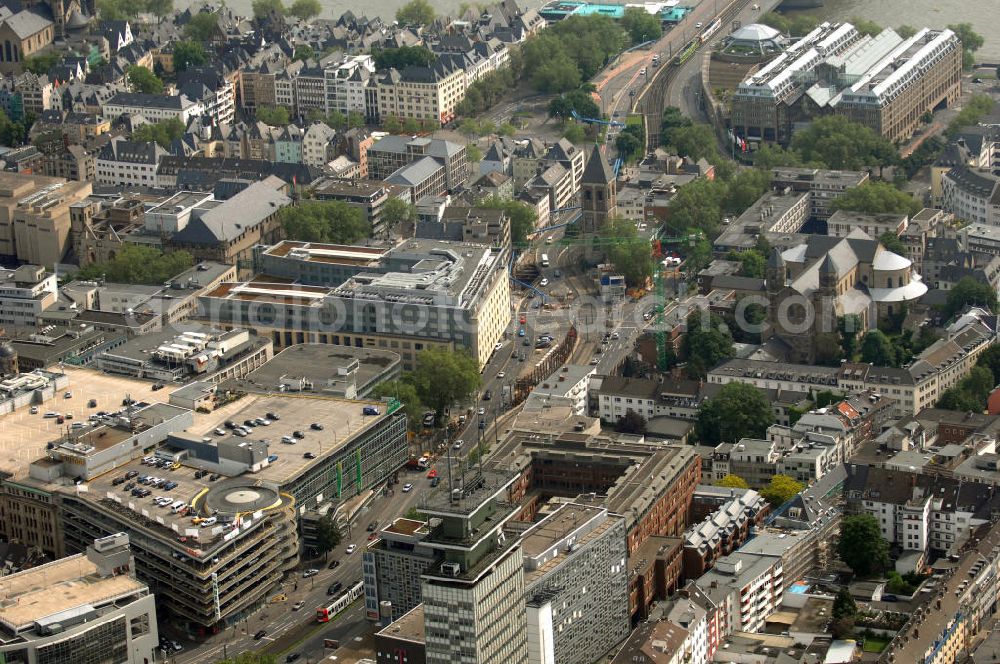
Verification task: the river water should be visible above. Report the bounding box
[782,0,1000,62]
[181,0,996,61]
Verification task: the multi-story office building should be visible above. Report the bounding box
[0,172,92,268]
[521,504,629,664]
[942,165,1000,226]
[367,136,469,191]
[770,167,869,219]
[0,265,56,327]
[732,23,961,145]
[371,61,467,127]
[6,392,406,633]
[324,54,375,116]
[367,472,528,664]
[207,238,511,369]
[0,533,159,664]
[314,179,391,235]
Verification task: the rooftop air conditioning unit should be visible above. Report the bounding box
[441,562,461,577]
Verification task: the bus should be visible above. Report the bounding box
[540,253,550,268]
[316,581,363,622]
[672,39,698,66]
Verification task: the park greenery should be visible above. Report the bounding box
[521,15,626,93]
[615,123,645,163]
[98,0,173,20]
[397,0,436,26]
[948,23,984,70]
[409,348,482,416]
[695,380,774,444]
[373,45,437,71]
[131,118,186,148]
[127,66,164,95]
[549,89,602,122]
[947,94,994,138]
[600,217,654,287]
[760,475,804,507]
[715,474,749,489]
[184,12,219,41]
[827,181,922,216]
[77,246,194,284]
[279,201,371,244]
[838,514,890,577]
[172,40,207,72]
[455,67,519,116]
[480,196,537,246]
[256,106,291,126]
[621,7,662,45]
[251,0,321,18]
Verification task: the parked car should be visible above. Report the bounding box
[402,483,413,493]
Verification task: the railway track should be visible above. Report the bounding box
[635,0,753,148]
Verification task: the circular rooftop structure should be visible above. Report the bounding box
[203,481,281,516]
[731,23,781,42]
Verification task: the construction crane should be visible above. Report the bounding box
[570,110,626,128]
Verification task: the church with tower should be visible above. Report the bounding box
[579,143,617,233]
[763,231,927,363]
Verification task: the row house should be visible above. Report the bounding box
[683,488,768,579]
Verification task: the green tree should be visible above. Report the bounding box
[760,474,804,506]
[562,122,586,144]
[381,197,416,235]
[751,143,804,170]
[521,16,626,93]
[347,111,366,129]
[947,94,994,137]
[252,0,284,17]
[727,249,766,278]
[256,105,290,126]
[498,122,516,137]
[664,123,718,162]
[832,588,857,619]
[293,44,316,61]
[373,45,437,71]
[621,6,661,44]
[549,89,601,121]
[126,66,163,95]
[839,314,862,359]
[467,144,483,162]
[77,246,194,284]
[944,276,999,319]
[878,231,907,256]
[184,12,218,41]
[314,514,341,559]
[615,125,643,161]
[723,169,772,214]
[279,200,370,243]
[838,514,890,577]
[22,52,59,75]
[665,178,727,235]
[371,380,425,431]
[861,330,898,367]
[289,0,321,18]
[896,24,917,39]
[97,0,130,19]
[828,181,920,216]
[382,116,403,133]
[480,196,537,246]
[410,348,482,415]
[601,218,652,287]
[616,409,647,434]
[660,106,692,145]
[145,0,174,22]
[849,16,882,37]
[131,118,186,148]
[791,115,897,171]
[532,58,582,93]
[947,23,983,70]
[696,381,774,444]
[715,474,749,489]
[976,344,1000,386]
[396,0,435,25]
[172,40,207,72]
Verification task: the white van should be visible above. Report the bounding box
[171,501,186,513]
[199,517,217,528]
